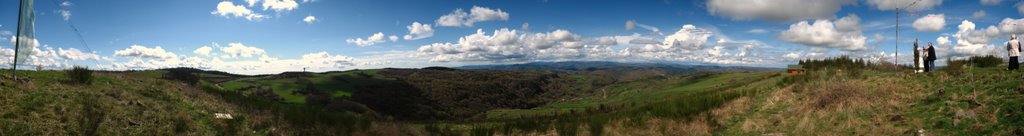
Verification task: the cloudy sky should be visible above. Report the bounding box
[0,0,1021,75]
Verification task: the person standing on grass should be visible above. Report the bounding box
[914,39,925,73]
[927,42,937,72]
[1008,35,1021,71]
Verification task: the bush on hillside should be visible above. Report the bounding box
[965,55,1004,68]
[798,56,884,72]
[164,68,199,85]
[946,57,966,76]
[66,66,93,85]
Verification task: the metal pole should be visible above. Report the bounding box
[12,0,24,80]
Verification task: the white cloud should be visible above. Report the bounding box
[246,0,260,7]
[403,22,434,40]
[625,20,636,31]
[663,25,713,50]
[522,23,530,30]
[783,52,800,59]
[912,14,946,32]
[194,46,213,56]
[262,0,299,12]
[779,14,868,51]
[948,20,1002,58]
[220,43,267,59]
[211,1,266,21]
[389,35,399,42]
[57,48,99,60]
[347,32,387,46]
[104,47,363,75]
[866,0,942,12]
[998,18,1024,34]
[747,29,768,34]
[592,37,618,45]
[57,1,72,21]
[60,1,72,7]
[9,36,40,50]
[974,10,987,18]
[58,10,72,21]
[417,28,589,62]
[436,6,510,27]
[5,38,93,69]
[303,15,317,24]
[415,25,791,66]
[981,0,1002,5]
[299,51,356,69]
[706,0,856,22]
[114,45,178,59]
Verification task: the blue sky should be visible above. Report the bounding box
[0,0,1022,74]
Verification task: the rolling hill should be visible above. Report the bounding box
[0,60,1021,135]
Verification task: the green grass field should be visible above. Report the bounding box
[215,69,390,104]
[2,64,1021,135]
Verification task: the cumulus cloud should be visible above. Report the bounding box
[663,25,713,50]
[436,6,510,27]
[104,44,364,75]
[114,45,178,59]
[592,37,618,46]
[779,14,868,51]
[9,36,40,51]
[299,51,355,69]
[998,18,1024,34]
[416,24,791,66]
[389,35,399,42]
[262,0,298,11]
[347,32,388,46]
[4,37,105,69]
[417,28,590,62]
[211,1,266,21]
[912,14,946,32]
[57,48,99,60]
[974,10,987,18]
[193,46,213,56]
[246,0,260,7]
[706,0,856,22]
[403,22,434,40]
[783,52,800,59]
[866,0,942,12]
[303,15,317,24]
[220,43,266,58]
[947,20,1002,58]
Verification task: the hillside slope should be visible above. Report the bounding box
[0,70,248,135]
[0,70,368,135]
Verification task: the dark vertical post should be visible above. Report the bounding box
[12,0,24,80]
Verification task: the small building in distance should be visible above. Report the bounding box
[786,65,805,75]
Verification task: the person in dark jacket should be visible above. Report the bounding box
[926,42,937,72]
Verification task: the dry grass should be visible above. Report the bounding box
[716,72,921,135]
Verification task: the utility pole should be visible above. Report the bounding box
[896,8,900,70]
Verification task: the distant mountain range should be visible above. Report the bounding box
[457,61,779,80]
[458,61,779,71]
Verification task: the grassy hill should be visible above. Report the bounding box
[0,60,1022,135]
[0,69,368,135]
